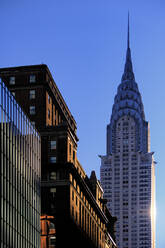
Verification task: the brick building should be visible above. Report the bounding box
[0,64,117,248]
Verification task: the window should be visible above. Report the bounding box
[31,121,35,126]
[29,75,36,83]
[69,144,71,155]
[50,140,56,150]
[48,94,51,104]
[49,222,55,230]
[50,156,56,163]
[50,172,56,180]
[48,109,50,119]
[73,151,75,161]
[50,188,56,198]
[49,237,56,245]
[30,106,35,115]
[29,90,35,99]
[9,76,15,85]
[50,188,56,193]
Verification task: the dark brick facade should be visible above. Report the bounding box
[0,65,117,248]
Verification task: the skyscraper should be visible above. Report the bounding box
[100,18,156,248]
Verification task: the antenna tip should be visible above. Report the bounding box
[127,13,130,48]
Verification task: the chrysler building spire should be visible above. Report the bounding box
[100,16,156,248]
[122,14,135,82]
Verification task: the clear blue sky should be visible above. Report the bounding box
[0,0,164,246]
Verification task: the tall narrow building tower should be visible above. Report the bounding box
[100,18,156,248]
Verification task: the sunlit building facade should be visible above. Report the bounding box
[100,22,156,248]
[40,215,56,247]
[0,80,41,248]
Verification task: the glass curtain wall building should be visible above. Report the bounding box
[0,79,41,248]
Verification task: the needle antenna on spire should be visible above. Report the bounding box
[128,12,130,49]
[121,13,135,82]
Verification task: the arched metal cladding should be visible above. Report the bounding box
[107,18,150,155]
[111,80,145,121]
[107,79,149,155]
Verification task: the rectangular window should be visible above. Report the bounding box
[50,172,56,180]
[9,76,15,85]
[48,95,50,103]
[50,188,56,193]
[29,75,36,83]
[50,188,56,199]
[49,237,56,246]
[49,222,55,230]
[69,144,71,156]
[50,156,56,163]
[48,109,50,119]
[30,106,35,115]
[31,121,35,126]
[50,140,56,150]
[29,90,35,99]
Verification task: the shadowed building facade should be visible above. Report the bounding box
[100,20,156,248]
[0,80,41,248]
[0,64,117,248]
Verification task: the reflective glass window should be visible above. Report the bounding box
[9,76,15,85]
[29,90,35,99]
[50,156,56,163]
[30,106,35,115]
[29,75,36,83]
[50,140,56,150]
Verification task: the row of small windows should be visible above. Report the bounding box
[9,75,36,85]
[30,105,60,123]
[71,196,105,248]
[12,89,64,126]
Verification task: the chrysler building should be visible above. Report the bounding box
[100,18,156,248]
